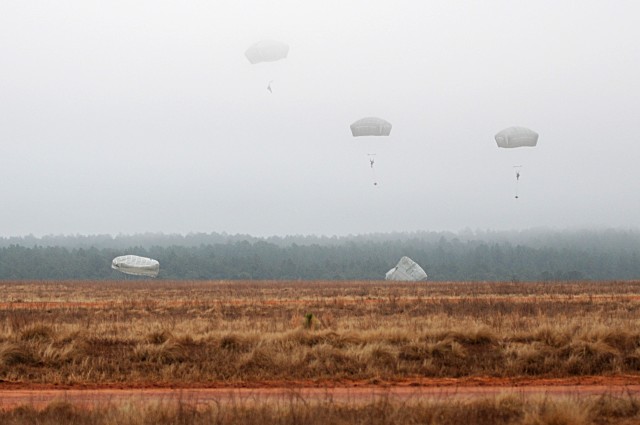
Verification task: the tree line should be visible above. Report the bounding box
[0,229,639,281]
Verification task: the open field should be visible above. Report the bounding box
[1,279,640,423]
[3,280,640,386]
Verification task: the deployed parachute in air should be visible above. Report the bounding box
[385,256,427,281]
[351,117,392,186]
[111,255,160,278]
[495,126,539,199]
[245,40,289,64]
[494,126,538,148]
[245,40,289,93]
[350,117,392,137]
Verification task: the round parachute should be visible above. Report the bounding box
[245,40,289,64]
[350,117,392,186]
[350,117,392,137]
[495,127,539,199]
[111,255,160,278]
[495,126,538,148]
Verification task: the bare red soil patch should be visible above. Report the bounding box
[2,377,640,410]
[0,377,640,409]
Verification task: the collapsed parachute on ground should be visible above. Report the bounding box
[495,126,538,148]
[111,255,160,278]
[385,256,428,281]
[245,40,289,64]
[350,117,392,137]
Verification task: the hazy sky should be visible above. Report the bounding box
[1,0,639,237]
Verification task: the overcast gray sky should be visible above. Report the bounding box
[1,0,639,237]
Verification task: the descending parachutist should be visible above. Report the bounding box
[367,155,378,186]
[513,166,522,199]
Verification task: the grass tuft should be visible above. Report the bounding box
[146,330,173,345]
[20,324,55,342]
[0,341,35,366]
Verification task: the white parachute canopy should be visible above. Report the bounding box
[111,255,160,278]
[495,126,539,148]
[350,117,392,137]
[245,40,289,64]
[385,256,428,281]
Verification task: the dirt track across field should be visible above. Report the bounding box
[2,293,640,311]
[2,377,640,409]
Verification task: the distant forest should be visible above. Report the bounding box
[0,229,639,281]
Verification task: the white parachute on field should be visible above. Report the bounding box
[494,126,538,148]
[245,40,289,64]
[350,117,392,137]
[111,255,160,278]
[385,256,428,281]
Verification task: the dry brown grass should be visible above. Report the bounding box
[0,280,640,386]
[2,393,640,425]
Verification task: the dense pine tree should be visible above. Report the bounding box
[1,230,639,281]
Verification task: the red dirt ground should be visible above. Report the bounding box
[2,377,640,409]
